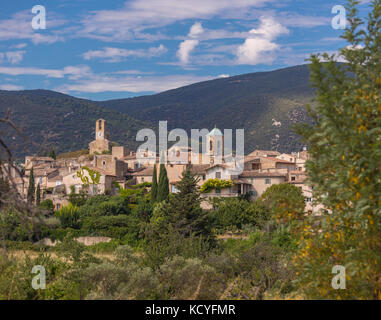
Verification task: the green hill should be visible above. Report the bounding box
[0,64,315,160]
[0,90,149,160]
[100,64,315,153]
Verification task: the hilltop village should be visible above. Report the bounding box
[10,119,318,212]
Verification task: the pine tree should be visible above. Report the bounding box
[151,164,158,203]
[48,147,56,160]
[27,168,35,204]
[36,183,41,206]
[155,170,210,238]
[157,163,169,202]
[295,0,381,299]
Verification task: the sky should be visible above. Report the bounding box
[0,0,374,101]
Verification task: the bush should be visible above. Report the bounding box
[200,179,233,193]
[40,199,54,213]
[78,195,130,218]
[210,198,269,232]
[81,215,141,240]
[55,204,80,229]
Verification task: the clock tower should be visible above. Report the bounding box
[89,119,110,155]
[96,119,106,140]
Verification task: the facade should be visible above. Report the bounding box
[89,119,110,155]
[15,120,321,214]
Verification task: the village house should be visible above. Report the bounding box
[16,119,321,214]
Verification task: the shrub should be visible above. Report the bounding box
[210,198,269,232]
[55,204,80,229]
[200,179,233,193]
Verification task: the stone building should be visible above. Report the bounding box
[89,119,110,155]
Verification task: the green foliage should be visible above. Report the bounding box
[210,198,269,232]
[151,164,158,203]
[294,0,381,299]
[68,188,88,207]
[149,170,211,239]
[258,183,305,225]
[27,168,35,204]
[55,204,80,229]
[78,195,130,218]
[76,166,101,186]
[36,183,41,206]
[48,147,56,160]
[200,178,233,193]
[157,164,169,202]
[133,197,153,222]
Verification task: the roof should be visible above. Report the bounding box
[26,156,55,161]
[131,167,154,177]
[207,128,223,136]
[27,168,58,177]
[188,164,210,175]
[232,179,252,185]
[239,171,287,178]
[248,150,280,156]
[205,163,231,171]
[48,175,63,182]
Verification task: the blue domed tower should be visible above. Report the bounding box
[206,126,224,164]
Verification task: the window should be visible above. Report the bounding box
[102,161,106,166]
[141,177,144,182]
[171,185,179,193]
[252,163,260,170]
[56,181,62,186]
[56,204,61,210]
[202,174,206,180]
[265,178,271,185]
[216,172,221,179]
[306,198,312,202]
[291,176,296,181]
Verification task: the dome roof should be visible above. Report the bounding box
[207,127,223,136]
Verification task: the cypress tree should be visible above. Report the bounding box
[157,163,169,202]
[48,147,56,160]
[151,164,158,203]
[36,183,41,206]
[157,170,210,238]
[27,168,35,204]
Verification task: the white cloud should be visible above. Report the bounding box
[0,84,24,91]
[0,11,64,44]
[189,22,204,38]
[0,65,92,79]
[236,16,288,65]
[55,74,215,93]
[10,43,28,49]
[177,22,206,65]
[83,44,167,62]
[78,0,272,41]
[177,40,199,64]
[0,51,26,64]
[5,51,25,64]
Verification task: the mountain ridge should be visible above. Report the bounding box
[0,64,314,159]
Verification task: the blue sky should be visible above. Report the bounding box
[0,0,373,100]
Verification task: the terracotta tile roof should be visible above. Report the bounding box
[131,167,154,177]
[188,164,210,175]
[239,171,287,178]
[27,156,55,161]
